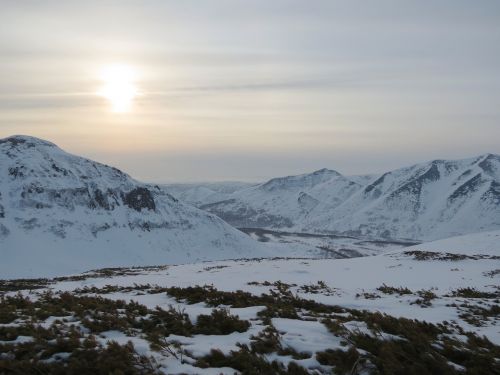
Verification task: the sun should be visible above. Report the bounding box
[97,64,139,112]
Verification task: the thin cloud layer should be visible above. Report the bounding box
[0,0,499,181]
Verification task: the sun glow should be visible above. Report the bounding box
[97,64,139,112]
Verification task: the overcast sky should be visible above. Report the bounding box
[1,0,499,182]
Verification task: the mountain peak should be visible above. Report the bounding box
[481,153,500,161]
[312,168,340,176]
[0,135,57,149]
[258,168,343,192]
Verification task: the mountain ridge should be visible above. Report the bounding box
[194,153,500,241]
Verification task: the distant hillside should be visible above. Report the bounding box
[197,155,500,241]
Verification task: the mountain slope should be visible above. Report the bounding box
[306,155,500,240]
[0,135,269,278]
[200,168,362,228]
[200,155,500,241]
[400,229,500,256]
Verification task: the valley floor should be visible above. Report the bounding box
[240,227,419,258]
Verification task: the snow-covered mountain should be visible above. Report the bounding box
[0,135,269,278]
[306,155,500,240]
[199,168,362,228]
[199,155,500,241]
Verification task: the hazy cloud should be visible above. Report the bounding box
[0,0,499,181]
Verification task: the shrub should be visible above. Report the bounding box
[316,347,361,374]
[143,305,193,339]
[377,284,412,295]
[194,308,250,335]
[250,325,310,359]
[449,287,499,299]
[411,289,438,307]
[194,346,309,374]
[322,311,500,375]
[0,338,160,374]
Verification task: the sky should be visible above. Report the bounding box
[1,0,499,182]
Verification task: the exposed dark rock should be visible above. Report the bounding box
[419,162,441,182]
[478,154,500,176]
[448,173,482,202]
[51,163,68,176]
[456,169,473,181]
[364,172,388,194]
[91,222,112,237]
[22,184,45,196]
[122,187,156,212]
[20,218,40,230]
[50,221,74,238]
[0,136,56,148]
[387,164,441,210]
[481,180,500,205]
[0,223,9,237]
[443,160,460,173]
[8,166,26,178]
[297,192,319,211]
[92,189,111,210]
[380,229,392,239]
[0,137,27,146]
[128,219,192,231]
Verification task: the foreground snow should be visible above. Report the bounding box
[45,246,498,344]
[1,232,498,374]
